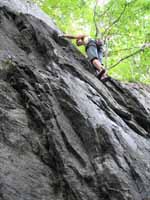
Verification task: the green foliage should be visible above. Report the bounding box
[33,0,150,84]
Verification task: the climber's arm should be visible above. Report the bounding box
[61,34,87,40]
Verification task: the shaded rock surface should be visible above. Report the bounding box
[0,0,59,31]
[0,3,150,200]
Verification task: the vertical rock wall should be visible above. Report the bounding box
[0,2,150,200]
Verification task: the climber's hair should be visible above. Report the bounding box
[76,39,83,46]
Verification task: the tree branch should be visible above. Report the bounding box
[103,3,127,37]
[93,3,112,39]
[108,43,150,70]
[97,5,112,19]
[110,46,140,54]
[93,1,99,38]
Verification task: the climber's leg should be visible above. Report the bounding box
[92,58,105,73]
[86,46,107,78]
[86,45,110,82]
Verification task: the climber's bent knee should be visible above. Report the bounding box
[91,58,99,65]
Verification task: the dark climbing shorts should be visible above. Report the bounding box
[86,45,103,65]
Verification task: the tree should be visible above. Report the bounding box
[33,0,150,84]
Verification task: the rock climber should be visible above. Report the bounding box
[60,34,110,82]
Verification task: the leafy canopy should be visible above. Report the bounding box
[33,0,150,84]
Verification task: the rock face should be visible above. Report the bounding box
[0,2,150,200]
[0,0,59,31]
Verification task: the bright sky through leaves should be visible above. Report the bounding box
[97,0,108,6]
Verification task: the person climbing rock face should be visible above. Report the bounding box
[60,34,109,82]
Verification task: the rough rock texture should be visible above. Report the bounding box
[0,3,150,200]
[0,0,59,31]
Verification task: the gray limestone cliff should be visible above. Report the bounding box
[0,1,150,200]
